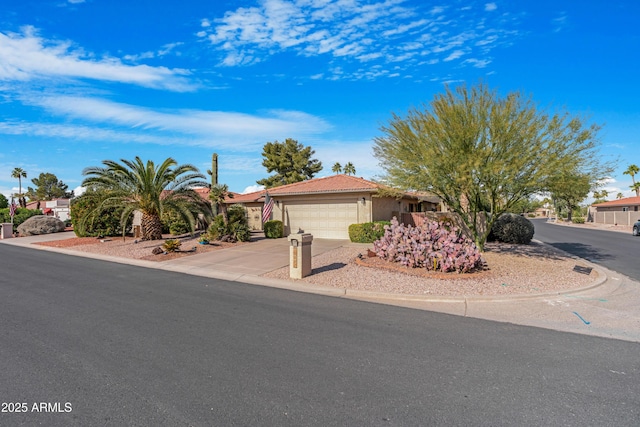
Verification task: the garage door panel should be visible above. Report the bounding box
[285,200,358,239]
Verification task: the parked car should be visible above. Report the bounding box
[634,219,640,236]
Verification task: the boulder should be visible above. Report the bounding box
[17,215,66,236]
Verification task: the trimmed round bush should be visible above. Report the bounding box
[263,220,283,238]
[488,213,534,244]
[348,221,390,243]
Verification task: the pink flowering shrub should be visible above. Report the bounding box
[373,217,483,273]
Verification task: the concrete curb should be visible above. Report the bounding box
[1,234,609,306]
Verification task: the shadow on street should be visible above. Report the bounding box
[547,242,614,262]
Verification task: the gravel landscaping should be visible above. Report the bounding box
[262,241,600,297]
[35,233,600,297]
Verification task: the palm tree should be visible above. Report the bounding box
[616,192,624,199]
[623,164,639,196]
[209,183,234,224]
[81,157,211,240]
[332,162,342,174]
[343,162,356,175]
[632,182,640,197]
[11,167,27,207]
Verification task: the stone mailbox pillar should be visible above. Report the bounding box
[1,223,13,239]
[287,233,313,279]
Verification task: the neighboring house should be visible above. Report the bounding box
[25,198,71,221]
[224,191,265,231]
[221,175,443,239]
[533,207,552,218]
[591,196,640,226]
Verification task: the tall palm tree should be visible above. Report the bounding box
[343,162,356,175]
[332,162,342,174]
[209,183,233,224]
[11,167,27,207]
[623,164,639,196]
[81,157,211,240]
[632,182,640,197]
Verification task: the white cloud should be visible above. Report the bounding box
[485,3,497,12]
[0,27,195,91]
[242,184,265,194]
[73,185,86,196]
[444,49,466,61]
[199,0,518,80]
[7,95,332,149]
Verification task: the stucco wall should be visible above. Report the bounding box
[372,197,401,221]
[594,209,640,226]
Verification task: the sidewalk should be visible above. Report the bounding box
[2,230,640,343]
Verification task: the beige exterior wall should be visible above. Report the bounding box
[372,197,401,221]
[243,203,263,230]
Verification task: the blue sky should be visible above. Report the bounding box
[1,0,638,201]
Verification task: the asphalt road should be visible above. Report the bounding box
[532,219,640,280]
[1,244,639,426]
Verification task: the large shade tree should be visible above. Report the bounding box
[25,172,73,201]
[81,157,211,240]
[373,82,612,250]
[257,138,322,188]
[547,170,592,221]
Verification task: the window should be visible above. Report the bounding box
[622,207,629,212]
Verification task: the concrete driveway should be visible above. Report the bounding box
[160,236,350,279]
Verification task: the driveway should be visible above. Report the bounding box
[160,236,352,279]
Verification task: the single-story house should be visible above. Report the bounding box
[590,196,640,226]
[24,198,71,221]
[220,174,443,239]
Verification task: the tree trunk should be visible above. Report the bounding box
[141,213,163,240]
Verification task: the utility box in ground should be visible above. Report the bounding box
[1,223,13,239]
[287,233,313,279]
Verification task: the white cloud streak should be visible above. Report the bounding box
[5,95,332,149]
[0,27,195,91]
[199,0,519,79]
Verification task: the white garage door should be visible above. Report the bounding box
[284,200,358,239]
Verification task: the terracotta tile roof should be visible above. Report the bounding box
[193,187,210,197]
[593,196,640,207]
[265,174,382,196]
[224,191,264,204]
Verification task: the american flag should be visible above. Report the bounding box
[9,199,17,217]
[262,192,274,223]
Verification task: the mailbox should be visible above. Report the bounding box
[287,233,313,279]
[1,223,13,239]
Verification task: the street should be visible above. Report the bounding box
[532,219,640,280]
[1,243,639,426]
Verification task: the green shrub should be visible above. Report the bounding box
[488,213,534,244]
[349,221,390,243]
[161,210,190,236]
[205,205,251,242]
[572,216,585,224]
[162,239,182,252]
[206,215,226,240]
[71,190,125,237]
[0,208,43,233]
[263,220,284,238]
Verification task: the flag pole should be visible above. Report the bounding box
[10,196,15,226]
